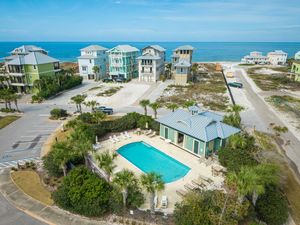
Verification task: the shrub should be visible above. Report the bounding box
[43,150,63,177]
[31,95,43,103]
[52,166,112,217]
[77,112,95,123]
[218,133,258,172]
[256,185,288,225]
[50,108,68,120]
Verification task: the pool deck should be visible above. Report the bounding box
[94,131,225,213]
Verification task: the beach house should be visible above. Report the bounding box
[291,61,300,82]
[267,50,288,65]
[78,45,108,80]
[137,45,166,82]
[157,106,240,158]
[241,51,268,64]
[172,45,194,85]
[2,45,60,93]
[10,45,48,55]
[295,51,300,60]
[107,45,139,80]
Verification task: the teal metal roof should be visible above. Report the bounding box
[157,109,240,142]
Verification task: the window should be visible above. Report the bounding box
[33,65,36,69]
[181,68,183,73]
[89,59,92,64]
[82,66,87,71]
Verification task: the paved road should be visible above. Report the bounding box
[231,68,300,174]
[0,189,45,225]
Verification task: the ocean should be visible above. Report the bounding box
[0,42,300,62]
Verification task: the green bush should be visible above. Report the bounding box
[256,185,288,225]
[52,166,112,217]
[31,94,43,103]
[77,112,95,123]
[218,133,258,172]
[50,108,68,119]
[43,150,63,177]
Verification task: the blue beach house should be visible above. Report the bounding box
[157,106,240,158]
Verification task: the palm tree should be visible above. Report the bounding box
[149,102,161,119]
[93,111,106,124]
[227,104,244,115]
[165,63,172,79]
[71,94,87,113]
[113,169,138,210]
[227,164,279,205]
[228,134,247,149]
[166,103,179,112]
[96,151,118,182]
[92,66,100,80]
[84,100,99,112]
[191,63,199,82]
[70,126,94,167]
[140,172,165,213]
[139,99,150,116]
[52,141,73,176]
[183,100,195,108]
[11,93,20,112]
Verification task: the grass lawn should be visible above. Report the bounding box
[158,70,229,111]
[247,67,300,91]
[0,116,20,129]
[11,170,54,205]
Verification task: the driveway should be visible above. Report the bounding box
[225,65,300,174]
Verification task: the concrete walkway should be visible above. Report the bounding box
[0,169,114,225]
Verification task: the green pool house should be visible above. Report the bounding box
[157,106,240,158]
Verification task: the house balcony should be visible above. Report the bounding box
[9,72,25,77]
[10,82,27,87]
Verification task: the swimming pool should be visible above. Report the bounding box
[117,141,190,183]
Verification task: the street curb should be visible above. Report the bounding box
[0,170,54,225]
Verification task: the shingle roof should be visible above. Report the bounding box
[143,45,166,52]
[174,45,194,51]
[107,45,139,53]
[157,109,240,142]
[137,53,161,60]
[7,52,59,65]
[11,45,47,54]
[80,45,108,51]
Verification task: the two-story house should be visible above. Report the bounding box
[107,45,139,80]
[78,45,108,80]
[2,45,60,93]
[137,45,166,82]
[172,45,194,85]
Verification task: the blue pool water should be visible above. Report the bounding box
[117,141,190,183]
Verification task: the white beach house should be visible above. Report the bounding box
[172,45,194,85]
[78,45,108,80]
[137,45,166,82]
[241,51,268,64]
[267,50,288,65]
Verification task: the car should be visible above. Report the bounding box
[228,82,243,88]
[102,78,113,83]
[95,106,114,115]
[115,77,126,83]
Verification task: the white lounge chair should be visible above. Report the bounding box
[109,136,116,144]
[121,132,127,140]
[148,131,156,138]
[113,135,120,142]
[145,129,152,136]
[161,195,168,209]
[176,189,187,197]
[125,131,131,138]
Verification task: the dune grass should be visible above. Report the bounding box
[11,170,54,205]
[0,116,20,129]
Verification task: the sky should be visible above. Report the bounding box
[0,0,300,42]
